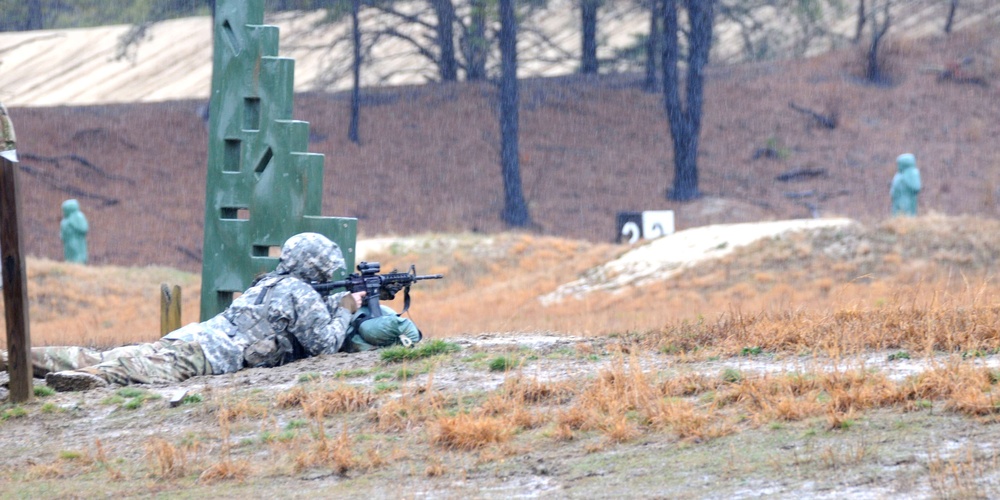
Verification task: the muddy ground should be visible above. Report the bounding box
[3,333,1000,498]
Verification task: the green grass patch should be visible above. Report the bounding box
[34,386,57,398]
[123,398,144,410]
[298,372,321,383]
[333,368,372,379]
[380,339,460,363]
[180,393,204,405]
[102,387,160,410]
[260,430,297,444]
[462,352,489,363]
[374,382,399,393]
[1,406,28,420]
[285,419,308,430]
[116,387,146,399]
[100,395,126,406]
[488,356,520,372]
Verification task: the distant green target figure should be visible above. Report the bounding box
[890,153,921,217]
[60,199,88,263]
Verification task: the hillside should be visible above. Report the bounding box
[9,212,1000,347]
[6,214,1000,497]
[5,21,999,272]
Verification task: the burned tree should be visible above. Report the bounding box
[580,0,601,74]
[645,0,662,92]
[462,0,489,80]
[864,0,892,85]
[498,0,530,227]
[662,0,716,201]
[349,0,362,143]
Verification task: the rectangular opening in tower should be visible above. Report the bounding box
[220,207,250,220]
[223,139,241,172]
[244,97,260,131]
[252,245,281,257]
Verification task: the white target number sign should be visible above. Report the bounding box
[616,210,675,244]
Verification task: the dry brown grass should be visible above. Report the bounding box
[0,258,200,349]
[294,425,357,474]
[644,297,1000,359]
[198,459,251,483]
[646,399,733,442]
[928,445,997,499]
[216,398,269,422]
[431,413,512,451]
[7,215,1000,347]
[145,437,186,479]
[369,391,446,433]
[497,375,575,405]
[277,385,376,417]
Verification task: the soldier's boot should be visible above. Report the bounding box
[45,368,109,392]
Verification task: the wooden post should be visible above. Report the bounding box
[1,154,33,402]
[160,284,182,336]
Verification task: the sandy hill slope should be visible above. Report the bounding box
[3,1,998,107]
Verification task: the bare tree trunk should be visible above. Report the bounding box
[498,0,530,227]
[431,0,458,81]
[854,0,866,43]
[662,0,715,201]
[464,0,488,80]
[944,0,958,34]
[27,0,44,30]
[866,0,891,84]
[644,0,661,92]
[580,0,600,74]
[349,0,361,144]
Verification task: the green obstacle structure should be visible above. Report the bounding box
[200,0,356,320]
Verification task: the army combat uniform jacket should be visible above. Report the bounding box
[166,274,354,374]
[27,233,356,386]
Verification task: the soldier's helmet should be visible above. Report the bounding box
[274,233,345,283]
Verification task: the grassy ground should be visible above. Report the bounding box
[3,336,1000,498]
[4,215,1000,496]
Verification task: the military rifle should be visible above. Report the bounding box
[311,261,443,318]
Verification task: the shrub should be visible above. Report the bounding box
[488,356,519,372]
[380,340,460,363]
[432,413,511,450]
[34,386,57,398]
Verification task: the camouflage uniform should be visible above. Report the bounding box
[27,340,209,385]
[38,233,356,391]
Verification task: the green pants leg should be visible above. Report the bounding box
[81,340,211,385]
[28,344,157,377]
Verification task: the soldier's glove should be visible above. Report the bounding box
[338,293,360,314]
[324,292,355,315]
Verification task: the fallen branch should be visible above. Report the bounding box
[775,168,826,182]
[788,102,837,130]
[17,164,120,207]
[20,153,135,185]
